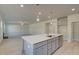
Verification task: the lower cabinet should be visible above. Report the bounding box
[55,37,59,50]
[42,45,47,55]
[33,44,47,55]
[47,49,52,55]
[51,39,55,53]
[24,35,63,55]
[47,39,52,55]
[58,35,63,47]
[35,47,43,55]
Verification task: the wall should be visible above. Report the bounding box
[4,13,79,41]
[3,13,79,41]
[29,22,46,35]
[4,19,57,37]
[4,21,30,38]
[21,24,30,35]
[29,13,79,41]
[68,13,79,41]
[29,17,69,40]
[29,19,57,35]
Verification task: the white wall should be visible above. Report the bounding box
[4,21,30,37]
[68,13,79,41]
[21,24,30,35]
[29,22,45,35]
[29,19,57,35]
[29,13,79,41]
[29,14,79,41]
[3,13,79,41]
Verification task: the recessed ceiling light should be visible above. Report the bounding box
[36,18,40,22]
[20,4,24,7]
[72,8,75,11]
[50,22,52,24]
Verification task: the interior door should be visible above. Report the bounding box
[73,22,79,41]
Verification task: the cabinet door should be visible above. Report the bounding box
[51,41,55,53]
[35,47,43,55]
[33,40,47,55]
[47,39,52,55]
[42,45,47,55]
[34,45,47,55]
[47,39,52,50]
[58,36,63,47]
[55,37,59,50]
[47,43,52,50]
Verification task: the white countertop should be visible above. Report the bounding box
[22,34,62,44]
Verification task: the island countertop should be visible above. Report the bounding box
[22,34,62,44]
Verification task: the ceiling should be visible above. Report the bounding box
[0,4,79,24]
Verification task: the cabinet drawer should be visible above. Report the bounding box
[34,40,47,49]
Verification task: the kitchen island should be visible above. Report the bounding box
[22,34,63,55]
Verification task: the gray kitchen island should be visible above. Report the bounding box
[22,34,63,55]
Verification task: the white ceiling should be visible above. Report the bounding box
[0,4,79,24]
